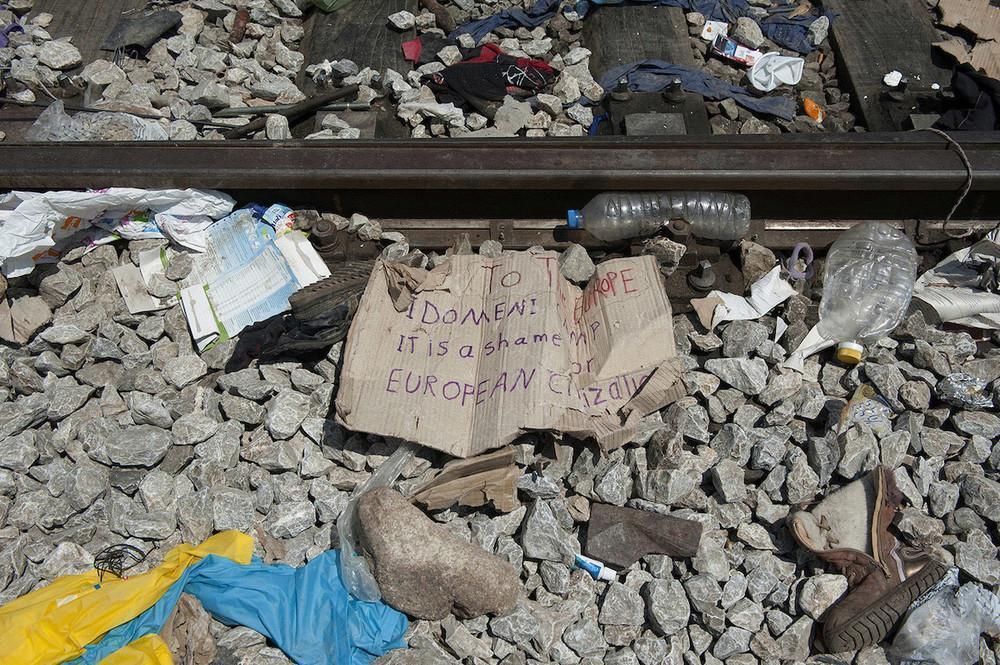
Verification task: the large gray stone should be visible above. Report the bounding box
[798,573,847,619]
[732,17,764,48]
[173,412,221,445]
[265,390,310,439]
[38,266,83,307]
[9,490,73,530]
[721,320,768,357]
[599,582,645,626]
[212,487,256,532]
[129,391,174,428]
[268,500,316,539]
[0,394,48,438]
[359,487,520,619]
[38,40,82,70]
[163,354,208,388]
[106,425,173,467]
[559,244,596,282]
[46,382,94,421]
[711,459,747,503]
[563,617,607,657]
[960,475,1000,523]
[40,324,89,345]
[951,411,1000,439]
[643,578,689,636]
[520,499,576,562]
[0,431,38,472]
[704,358,768,395]
[489,600,539,646]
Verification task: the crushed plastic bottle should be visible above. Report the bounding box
[817,222,918,364]
[567,192,751,242]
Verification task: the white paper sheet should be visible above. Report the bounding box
[177,209,330,351]
[691,265,796,329]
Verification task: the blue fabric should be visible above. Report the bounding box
[596,59,797,120]
[67,556,220,665]
[574,0,830,54]
[450,0,561,43]
[69,551,408,665]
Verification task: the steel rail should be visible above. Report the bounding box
[1,133,998,191]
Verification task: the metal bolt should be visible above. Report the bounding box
[663,78,685,104]
[687,259,717,291]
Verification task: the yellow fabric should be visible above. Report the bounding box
[99,634,174,665]
[0,531,252,665]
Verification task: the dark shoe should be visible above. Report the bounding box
[263,260,374,358]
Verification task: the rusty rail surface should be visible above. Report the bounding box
[1,132,998,230]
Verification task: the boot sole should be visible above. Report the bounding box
[823,560,949,653]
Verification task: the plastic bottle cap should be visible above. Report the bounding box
[835,341,863,365]
[567,209,581,229]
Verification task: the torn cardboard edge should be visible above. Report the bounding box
[410,447,519,512]
[336,251,687,458]
[936,0,1000,42]
[935,38,1000,81]
[0,295,52,344]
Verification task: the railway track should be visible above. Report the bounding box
[3,132,999,249]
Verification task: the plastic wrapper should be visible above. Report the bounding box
[749,52,804,91]
[839,384,893,436]
[888,568,1000,665]
[0,187,235,277]
[337,442,417,601]
[25,100,169,142]
[936,372,994,410]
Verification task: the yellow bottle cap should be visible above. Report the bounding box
[835,341,863,365]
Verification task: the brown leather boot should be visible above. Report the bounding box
[787,466,948,653]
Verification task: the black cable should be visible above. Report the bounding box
[94,543,148,582]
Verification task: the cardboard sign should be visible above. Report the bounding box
[336,250,685,458]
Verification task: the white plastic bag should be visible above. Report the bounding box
[25,100,169,142]
[750,52,805,92]
[337,441,418,601]
[888,568,1000,665]
[0,188,235,277]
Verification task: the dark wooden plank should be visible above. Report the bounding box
[586,4,694,66]
[584,5,710,135]
[299,0,416,137]
[824,0,951,131]
[32,0,147,68]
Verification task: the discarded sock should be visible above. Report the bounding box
[450,0,561,43]
[70,550,408,665]
[596,59,797,120]
[585,503,704,569]
[359,487,521,620]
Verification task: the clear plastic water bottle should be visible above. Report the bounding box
[566,192,751,242]
[817,222,918,364]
